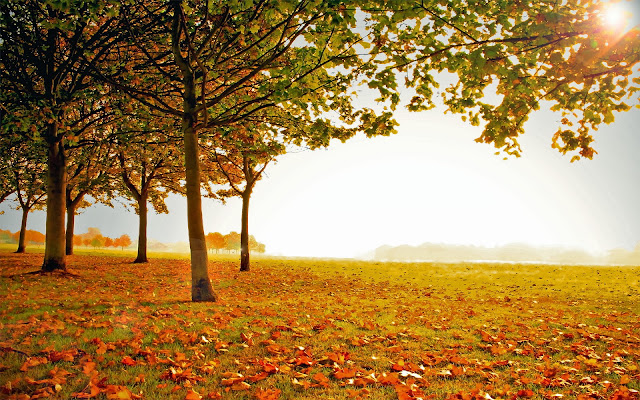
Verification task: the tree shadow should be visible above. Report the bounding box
[9,269,82,279]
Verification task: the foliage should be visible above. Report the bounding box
[367,1,640,160]
[4,230,46,245]
[113,234,132,251]
[0,229,12,243]
[205,232,266,255]
[249,236,266,254]
[115,124,184,263]
[205,232,225,254]
[224,232,241,253]
[0,252,639,399]
[71,228,131,251]
[0,0,163,270]
[116,131,183,217]
[0,136,47,214]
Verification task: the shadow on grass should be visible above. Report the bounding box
[8,269,82,279]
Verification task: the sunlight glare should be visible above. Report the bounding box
[605,4,624,26]
[602,2,636,32]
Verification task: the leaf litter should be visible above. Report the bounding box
[0,252,638,399]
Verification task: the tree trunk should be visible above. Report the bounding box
[134,195,148,263]
[65,203,75,255]
[15,207,29,253]
[65,192,86,255]
[173,2,216,302]
[42,129,67,272]
[240,190,252,272]
[184,112,216,301]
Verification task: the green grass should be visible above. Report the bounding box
[0,250,638,399]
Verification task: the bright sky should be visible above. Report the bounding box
[1,98,638,258]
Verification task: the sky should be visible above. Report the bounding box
[1,97,638,259]
[1,3,639,259]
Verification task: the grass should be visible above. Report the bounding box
[0,250,638,400]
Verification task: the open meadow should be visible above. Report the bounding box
[0,247,639,399]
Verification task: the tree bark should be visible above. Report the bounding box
[15,207,29,253]
[240,190,252,272]
[184,112,216,301]
[172,1,216,301]
[42,127,67,272]
[134,194,148,263]
[65,205,75,255]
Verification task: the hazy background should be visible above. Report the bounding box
[1,96,638,260]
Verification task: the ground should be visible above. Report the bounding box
[0,247,638,399]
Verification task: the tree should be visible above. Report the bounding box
[116,128,183,263]
[249,235,266,254]
[97,0,396,301]
[205,232,225,254]
[11,230,46,246]
[0,136,15,206]
[113,234,132,251]
[65,138,117,255]
[224,232,241,254]
[90,235,105,249]
[73,235,83,248]
[0,138,47,253]
[0,0,156,271]
[206,121,284,271]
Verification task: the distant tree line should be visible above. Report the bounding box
[374,242,640,266]
[0,227,132,251]
[206,232,265,255]
[0,229,45,246]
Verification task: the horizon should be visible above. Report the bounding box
[1,101,639,259]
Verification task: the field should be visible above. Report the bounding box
[0,247,639,400]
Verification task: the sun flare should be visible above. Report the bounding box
[605,4,624,26]
[603,2,635,31]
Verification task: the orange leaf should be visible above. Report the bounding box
[334,368,358,379]
[248,372,269,383]
[96,343,108,355]
[255,388,281,400]
[312,372,330,387]
[121,356,136,366]
[105,385,133,400]
[49,349,77,362]
[81,361,97,376]
[240,332,254,346]
[20,357,49,372]
[185,389,202,400]
[347,388,371,398]
[72,382,101,399]
[516,389,534,398]
[230,381,251,391]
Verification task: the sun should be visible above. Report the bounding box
[605,4,625,27]
[602,2,636,31]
